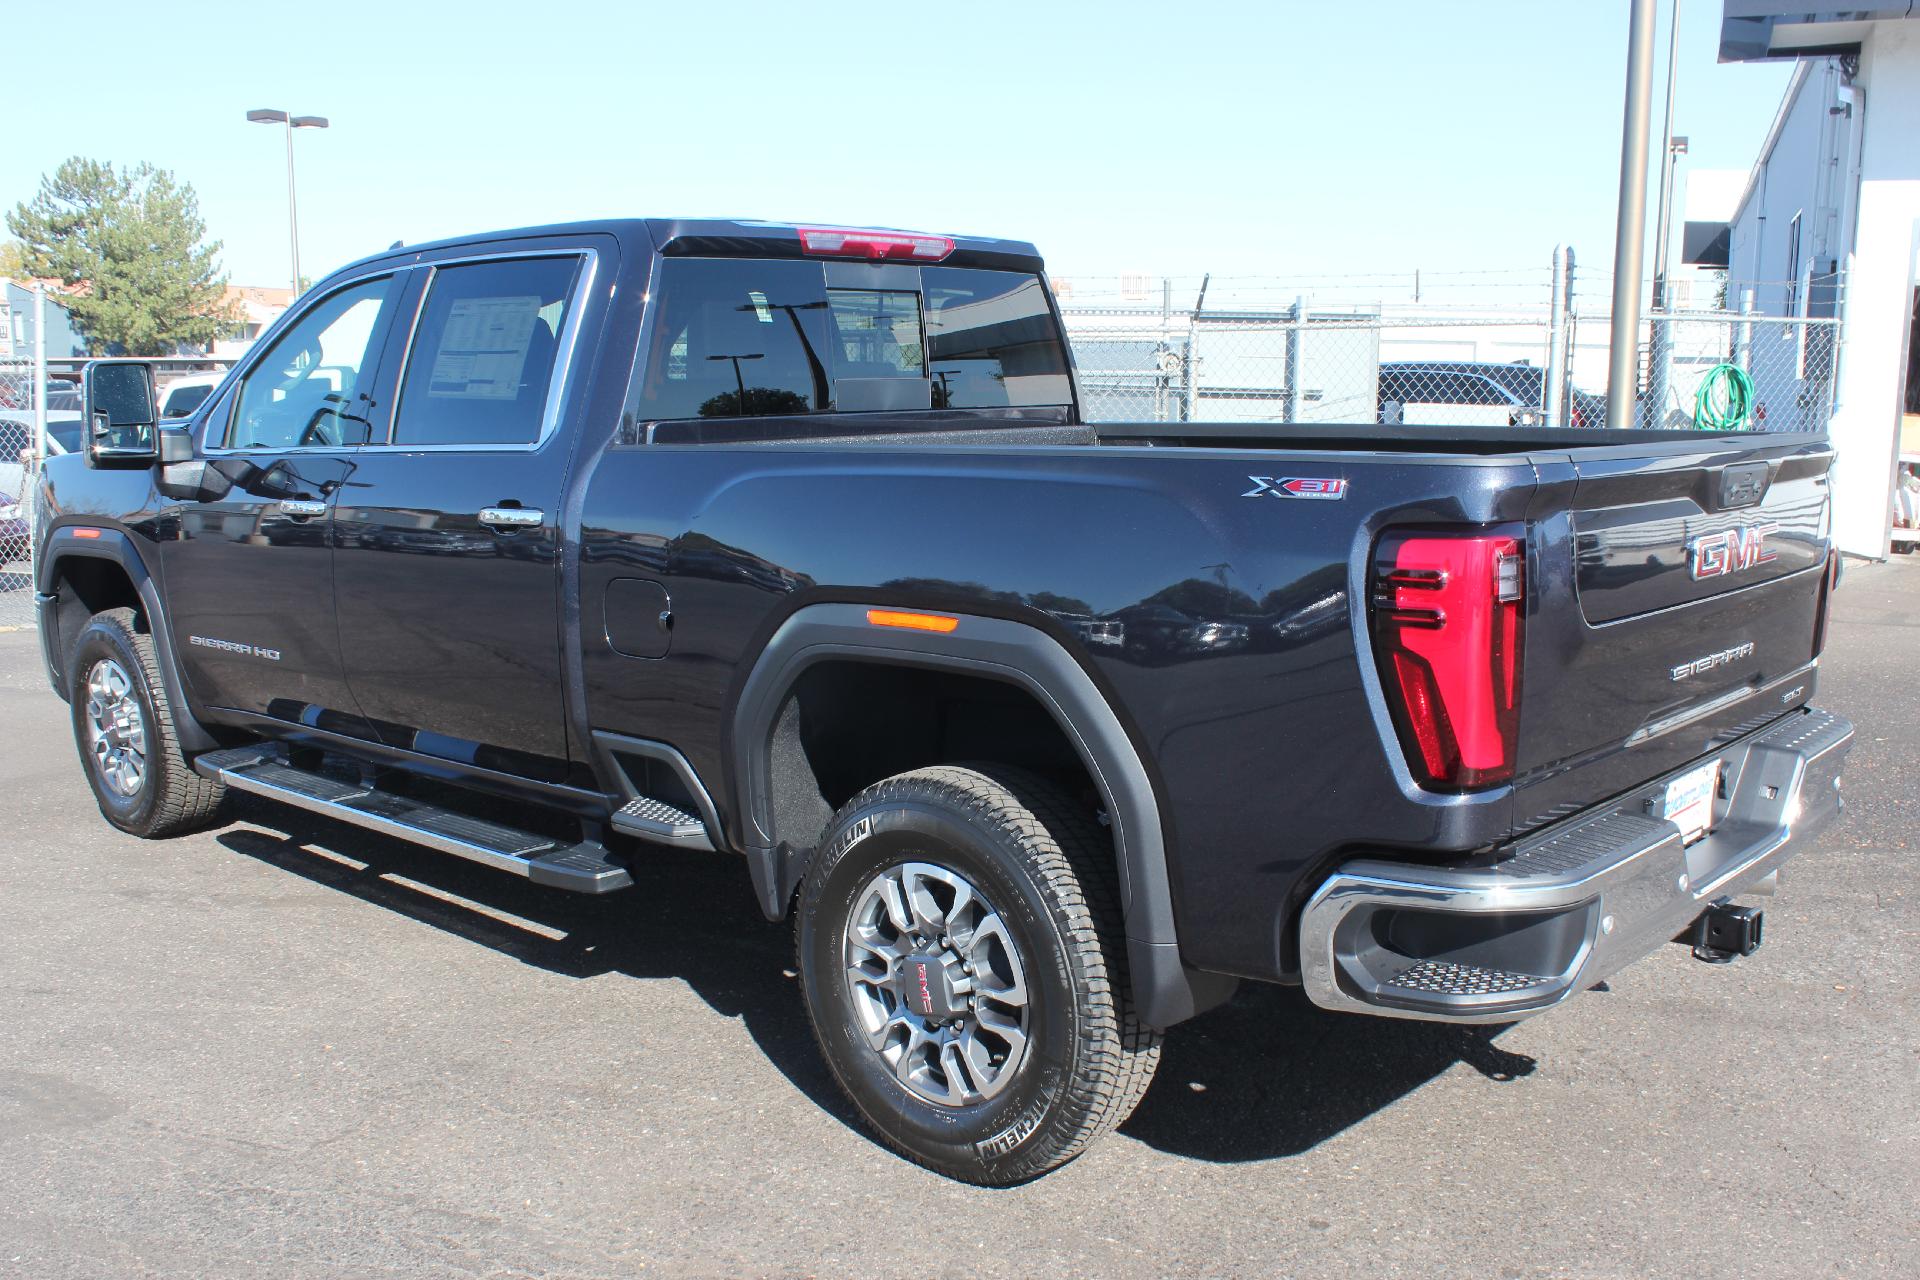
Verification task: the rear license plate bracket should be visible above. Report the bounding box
[1658,760,1721,845]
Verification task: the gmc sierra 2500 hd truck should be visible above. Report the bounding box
[35,219,1853,1184]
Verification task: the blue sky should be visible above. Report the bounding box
[10,0,1791,303]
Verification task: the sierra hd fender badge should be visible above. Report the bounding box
[1244,476,1347,500]
[188,635,282,662]
[1671,641,1755,681]
[1688,523,1778,580]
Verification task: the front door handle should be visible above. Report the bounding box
[280,499,327,519]
[478,506,544,530]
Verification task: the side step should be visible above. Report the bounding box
[609,795,713,850]
[193,746,632,894]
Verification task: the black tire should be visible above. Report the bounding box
[796,764,1161,1184]
[68,608,226,838]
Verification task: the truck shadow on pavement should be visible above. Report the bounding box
[216,796,1537,1168]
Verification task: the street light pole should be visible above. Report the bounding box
[1651,0,1684,311]
[1606,0,1659,429]
[246,109,329,298]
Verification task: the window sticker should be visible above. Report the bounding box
[427,295,540,400]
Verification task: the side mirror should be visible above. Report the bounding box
[83,360,160,467]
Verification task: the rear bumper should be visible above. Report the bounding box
[1298,707,1853,1023]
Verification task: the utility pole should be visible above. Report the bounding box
[1607,0,1659,429]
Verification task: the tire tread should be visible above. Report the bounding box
[800,763,1161,1183]
[76,608,226,837]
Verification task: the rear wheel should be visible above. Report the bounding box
[797,765,1160,1184]
[68,608,225,838]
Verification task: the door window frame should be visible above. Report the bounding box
[369,247,598,453]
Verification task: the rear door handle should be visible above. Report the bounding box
[478,507,544,530]
[280,499,327,519]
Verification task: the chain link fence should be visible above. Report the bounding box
[1,359,41,630]
[1064,305,1840,433]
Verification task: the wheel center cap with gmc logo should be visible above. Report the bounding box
[898,954,960,1020]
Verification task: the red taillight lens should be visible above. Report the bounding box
[796,226,955,262]
[1811,547,1839,659]
[1372,528,1526,790]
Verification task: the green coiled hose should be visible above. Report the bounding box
[1694,363,1756,430]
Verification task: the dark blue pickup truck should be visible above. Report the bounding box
[33,219,1853,1183]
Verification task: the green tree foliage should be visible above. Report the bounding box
[7,157,237,355]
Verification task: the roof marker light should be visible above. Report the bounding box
[798,227,955,262]
[867,609,960,634]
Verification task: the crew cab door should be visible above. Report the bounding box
[160,272,406,728]
[330,246,601,784]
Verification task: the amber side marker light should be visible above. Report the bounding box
[866,609,960,634]
[71,527,102,539]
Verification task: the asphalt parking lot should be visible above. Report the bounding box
[2,561,1916,1280]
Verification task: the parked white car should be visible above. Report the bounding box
[0,410,84,514]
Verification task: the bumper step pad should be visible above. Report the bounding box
[1386,960,1549,998]
[192,745,632,894]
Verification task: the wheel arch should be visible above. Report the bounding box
[728,602,1235,1029]
[37,525,218,753]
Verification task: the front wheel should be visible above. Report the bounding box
[796,765,1161,1184]
[68,608,226,838]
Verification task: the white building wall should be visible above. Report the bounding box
[1724,29,1920,557]
[1829,22,1920,557]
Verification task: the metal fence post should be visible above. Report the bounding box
[1647,309,1672,428]
[1734,287,1755,373]
[1181,316,1198,422]
[1827,255,1850,425]
[30,284,47,593]
[1284,295,1305,425]
[1544,247,1568,426]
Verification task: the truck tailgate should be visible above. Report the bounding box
[1511,436,1835,830]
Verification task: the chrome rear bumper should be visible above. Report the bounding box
[1298,707,1853,1023]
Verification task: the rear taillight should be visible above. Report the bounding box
[1372,528,1526,790]
[1811,547,1840,659]
[796,226,954,262]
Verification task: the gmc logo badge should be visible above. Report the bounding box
[1688,523,1779,581]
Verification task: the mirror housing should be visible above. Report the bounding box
[157,425,195,465]
[83,360,160,467]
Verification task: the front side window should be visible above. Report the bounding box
[228,276,395,449]
[392,256,581,446]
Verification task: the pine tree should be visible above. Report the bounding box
[7,157,237,355]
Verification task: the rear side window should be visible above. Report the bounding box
[392,256,581,446]
[637,258,1071,422]
[923,267,1071,408]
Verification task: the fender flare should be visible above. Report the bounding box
[728,602,1235,1029]
[37,524,219,754]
